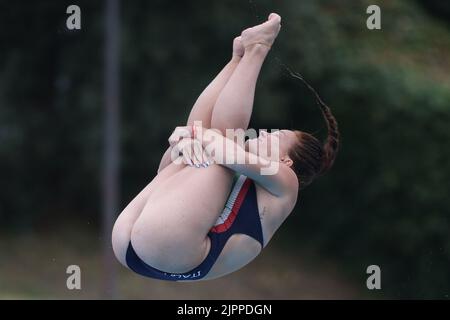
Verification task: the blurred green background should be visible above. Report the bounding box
[0,0,449,299]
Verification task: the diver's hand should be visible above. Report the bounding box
[168,126,193,147]
[169,126,212,167]
[171,137,210,168]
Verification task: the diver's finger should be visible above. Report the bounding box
[181,145,195,166]
[201,149,210,168]
[193,141,204,166]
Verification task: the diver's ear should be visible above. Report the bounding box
[281,156,293,167]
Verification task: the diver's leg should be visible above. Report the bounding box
[112,39,244,263]
[210,14,281,133]
[157,38,243,173]
[186,37,243,128]
[130,162,234,273]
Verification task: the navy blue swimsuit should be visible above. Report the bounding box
[125,174,264,281]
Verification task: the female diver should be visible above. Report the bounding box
[112,13,339,281]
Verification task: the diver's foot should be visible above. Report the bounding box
[241,13,281,51]
[232,36,244,58]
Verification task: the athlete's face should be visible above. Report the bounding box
[245,129,297,164]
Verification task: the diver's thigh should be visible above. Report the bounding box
[129,165,234,270]
[142,164,234,232]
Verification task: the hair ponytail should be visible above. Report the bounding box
[286,70,339,174]
[284,68,340,189]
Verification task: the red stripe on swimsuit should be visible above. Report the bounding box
[210,178,252,233]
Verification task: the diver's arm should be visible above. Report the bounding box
[198,128,298,197]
